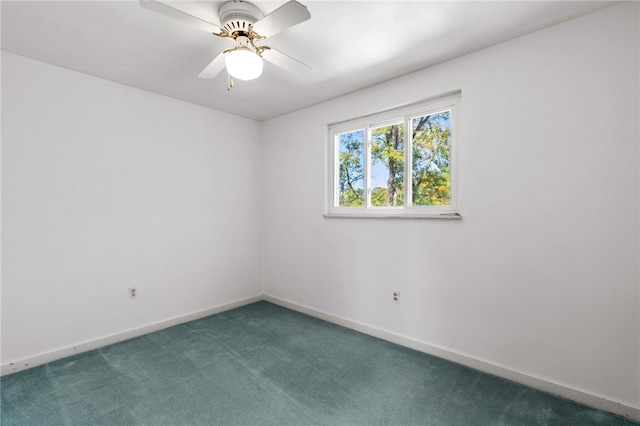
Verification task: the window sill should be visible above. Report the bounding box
[323,212,462,220]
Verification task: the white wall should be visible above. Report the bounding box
[261,2,639,413]
[1,52,262,365]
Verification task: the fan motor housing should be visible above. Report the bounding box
[218,1,264,35]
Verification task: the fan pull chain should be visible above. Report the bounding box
[227,73,234,91]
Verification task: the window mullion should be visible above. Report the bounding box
[365,126,372,209]
[405,116,412,207]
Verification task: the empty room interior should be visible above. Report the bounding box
[1,0,639,424]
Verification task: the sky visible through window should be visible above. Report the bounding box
[338,129,401,191]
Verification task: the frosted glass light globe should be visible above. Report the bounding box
[225,48,263,81]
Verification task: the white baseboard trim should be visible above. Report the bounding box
[264,294,640,422]
[1,294,262,377]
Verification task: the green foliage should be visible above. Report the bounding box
[412,112,451,205]
[371,187,404,207]
[340,187,364,206]
[338,131,364,206]
[371,124,404,207]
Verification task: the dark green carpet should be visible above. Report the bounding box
[1,301,637,425]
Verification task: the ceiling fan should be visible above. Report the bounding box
[139,0,311,86]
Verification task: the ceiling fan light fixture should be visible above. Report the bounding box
[225,47,263,81]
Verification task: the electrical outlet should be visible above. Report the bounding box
[393,291,400,303]
[129,287,137,299]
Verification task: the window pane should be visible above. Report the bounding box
[370,123,404,207]
[338,130,365,206]
[411,110,451,206]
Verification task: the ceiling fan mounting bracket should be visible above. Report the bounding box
[214,1,271,58]
[218,1,263,37]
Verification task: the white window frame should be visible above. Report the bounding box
[325,92,461,219]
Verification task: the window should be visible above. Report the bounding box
[326,92,460,218]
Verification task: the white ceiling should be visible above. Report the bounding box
[2,0,616,121]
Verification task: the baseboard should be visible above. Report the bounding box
[0,294,263,377]
[264,294,640,422]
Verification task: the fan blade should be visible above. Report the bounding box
[139,0,221,34]
[198,53,226,79]
[251,1,310,38]
[262,48,311,74]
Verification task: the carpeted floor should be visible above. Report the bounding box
[0,301,637,425]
